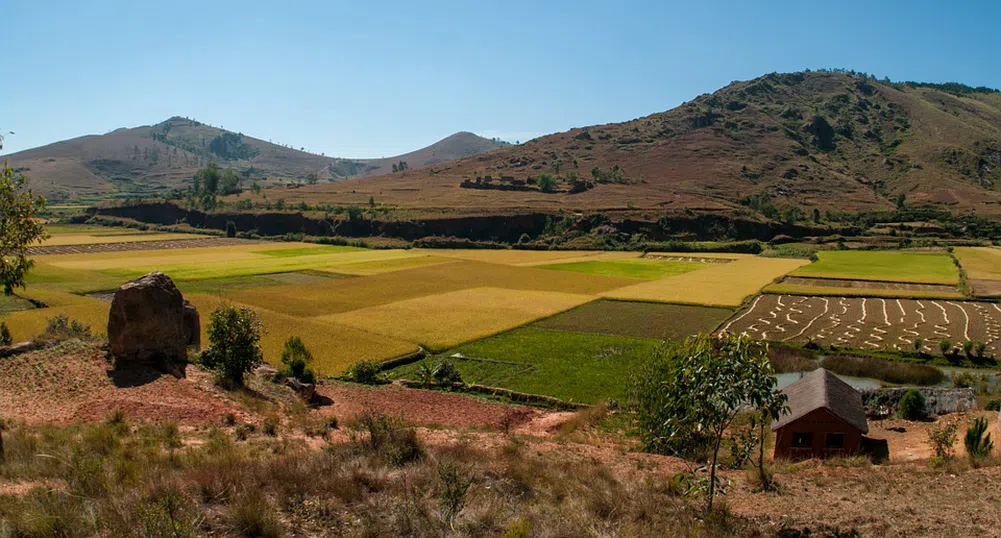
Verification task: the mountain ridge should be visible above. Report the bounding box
[4,117,508,203]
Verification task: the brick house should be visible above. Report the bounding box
[772,369,869,460]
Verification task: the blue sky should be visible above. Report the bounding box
[4,0,1000,158]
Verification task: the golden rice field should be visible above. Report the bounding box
[953,247,1001,281]
[3,225,826,376]
[600,257,811,307]
[39,229,212,246]
[320,287,595,351]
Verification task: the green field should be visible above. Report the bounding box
[537,259,706,280]
[792,251,959,285]
[0,295,36,315]
[252,245,361,258]
[535,299,732,339]
[388,327,661,403]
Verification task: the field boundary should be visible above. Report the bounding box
[395,379,589,410]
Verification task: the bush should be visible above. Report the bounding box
[896,389,926,420]
[225,220,237,238]
[278,336,316,384]
[927,423,958,459]
[348,360,382,384]
[432,359,463,385]
[202,307,264,387]
[963,340,975,358]
[40,314,92,342]
[437,462,473,527]
[965,416,994,461]
[355,411,423,465]
[940,339,952,356]
[0,321,11,346]
[985,399,1001,412]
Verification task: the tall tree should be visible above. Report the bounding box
[1,161,48,295]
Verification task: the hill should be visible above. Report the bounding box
[240,71,1001,217]
[2,117,507,203]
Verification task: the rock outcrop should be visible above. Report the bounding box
[108,271,198,377]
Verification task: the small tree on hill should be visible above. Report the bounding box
[279,336,316,384]
[631,333,787,512]
[1,161,47,295]
[202,306,264,387]
[225,221,237,238]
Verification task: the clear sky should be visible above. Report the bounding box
[4,0,1000,158]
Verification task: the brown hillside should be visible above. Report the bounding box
[237,71,1001,216]
[4,118,504,203]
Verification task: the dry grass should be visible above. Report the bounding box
[420,249,638,266]
[955,247,1001,281]
[321,254,457,275]
[321,287,596,350]
[601,257,809,307]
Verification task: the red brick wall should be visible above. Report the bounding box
[774,408,863,460]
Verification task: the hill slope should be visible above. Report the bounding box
[3,118,507,203]
[248,71,1001,217]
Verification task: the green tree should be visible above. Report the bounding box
[897,389,926,420]
[1,162,47,295]
[0,321,11,346]
[279,336,316,384]
[219,167,241,195]
[225,221,237,238]
[631,333,786,512]
[194,162,222,194]
[202,306,264,387]
[306,173,319,185]
[536,173,557,192]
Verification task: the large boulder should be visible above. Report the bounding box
[108,271,198,377]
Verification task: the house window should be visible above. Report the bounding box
[825,433,845,449]
[791,432,812,448]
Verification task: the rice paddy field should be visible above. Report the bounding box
[15,224,993,398]
[790,250,960,285]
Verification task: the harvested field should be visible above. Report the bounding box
[30,236,246,255]
[765,277,964,299]
[388,327,661,403]
[537,258,706,280]
[418,248,631,266]
[225,260,635,317]
[970,279,1001,297]
[37,231,213,248]
[781,276,960,293]
[723,294,1001,355]
[535,299,733,339]
[600,257,809,307]
[321,287,595,351]
[792,250,959,285]
[323,254,456,275]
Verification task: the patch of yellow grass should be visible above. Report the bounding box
[186,295,418,376]
[416,249,616,266]
[37,241,334,270]
[324,255,457,276]
[224,260,636,317]
[1,300,111,341]
[762,283,964,300]
[25,262,126,294]
[40,232,209,246]
[319,287,595,351]
[954,247,1001,281]
[600,257,809,307]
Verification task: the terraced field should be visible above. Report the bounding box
[791,251,959,285]
[724,294,1001,354]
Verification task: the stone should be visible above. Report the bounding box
[183,301,200,347]
[285,377,316,402]
[108,271,198,377]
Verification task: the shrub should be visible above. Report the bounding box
[262,417,278,437]
[965,417,994,461]
[0,321,11,346]
[202,306,264,387]
[230,490,283,538]
[278,336,316,384]
[975,341,988,358]
[40,314,92,342]
[963,340,975,358]
[927,423,958,459]
[432,359,463,385]
[985,399,1001,412]
[348,360,382,384]
[437,462,473,528]
[355,411,423,466]
[913,337,923,354]
[939,339,953,356]
[896,389,926,420]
